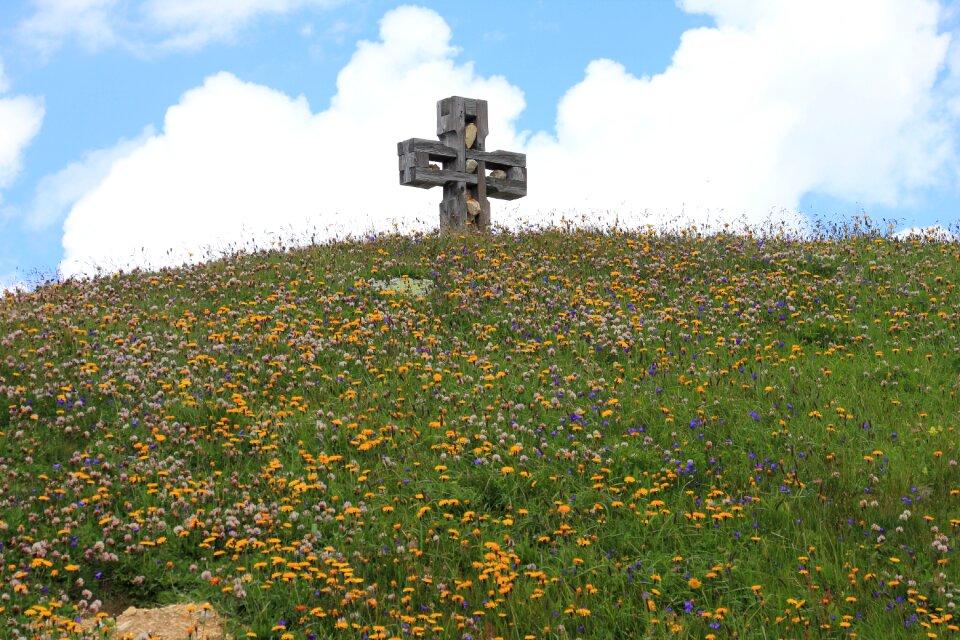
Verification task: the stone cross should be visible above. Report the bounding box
[398,96,527,232]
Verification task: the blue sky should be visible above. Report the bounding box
[1,1,959,290]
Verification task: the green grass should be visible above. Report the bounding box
[0,222,958,639]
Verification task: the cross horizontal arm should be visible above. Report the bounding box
[398,139,526,168]
[465,149,525,168]
[397,138,458,160]
[399,165,526,200]
[398,137,526,199]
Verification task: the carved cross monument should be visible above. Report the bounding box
[398,96,527,232]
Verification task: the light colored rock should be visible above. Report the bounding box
[466,197,481,218]
[81,602,231,639]
[466,159,478,174]
[465,122,478,149]
[428,163,440,170]
[371,277,433,297]
[489,169,507,180]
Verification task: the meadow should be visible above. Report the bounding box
[0,221,958,639]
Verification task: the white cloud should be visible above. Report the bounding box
[524,0,956,226]
[141,0,344,50]
[22,128,153,231]
[893,225,957,241]
[941,23,960,187]
[19,0,120,53]
[56,2,960,276]
[0,275,30,295]
[0,59,45,205]
[59,6,526,276]
[19,0,346,54]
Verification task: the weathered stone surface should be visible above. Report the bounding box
[466,197,481,218]
[489,169,506,179]
[466,158,478,174]
[81,602,231,639]
[371,277,434,297]
[465,122,478,149]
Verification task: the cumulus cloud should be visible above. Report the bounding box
[20,0,345,53]
[59,6,526,276]
[892,225,957,241]
[22,128,153,231]
[524,0,956,226]
[0,277,29,295]
[140,0,345,50]
[0,59,45,204]
[0,271,31,295]
[56,1,960,276]
[19,0,120,53]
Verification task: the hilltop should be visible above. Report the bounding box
[1,226,958,639]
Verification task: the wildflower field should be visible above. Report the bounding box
[1,224,958,639]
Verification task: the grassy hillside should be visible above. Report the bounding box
[1,225,958,639]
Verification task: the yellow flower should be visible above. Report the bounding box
[688,578,702,589]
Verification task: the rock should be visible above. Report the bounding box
[466,198,481,218]
[466,159,478,174]
[81,602,231,639]
[428,163,440,170]
[371,277,433,297]
[489,169,507,180]
[465,123,478,149]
